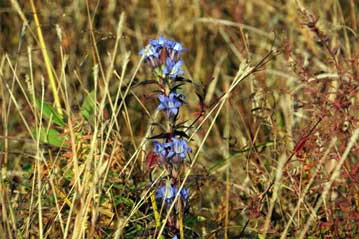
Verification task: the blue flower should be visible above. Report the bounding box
[139,45,159,60]
[157,93,183,116]
[153,141,167,157]
[179,187,190,208]
[162,58,184,78]
[180,187,190,201]
[156,183,190,205]
[139,36,186,77]
[156,183,177,204]
[172,42,185,53]
[167,137,192,159]
[166,39,186,56]
[149,35,167,49]
[149,36,185,54]
[139,36,186,60]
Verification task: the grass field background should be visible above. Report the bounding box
[1,0,359,238]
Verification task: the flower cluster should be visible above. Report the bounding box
[139,35,186,79]
[153,137,192,162]
[140,36,192,238]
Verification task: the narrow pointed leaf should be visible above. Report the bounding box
[32,127,67,147]
[81,90,96,121]
[35,98,65,126]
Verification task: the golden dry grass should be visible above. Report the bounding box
[1,0,359,238]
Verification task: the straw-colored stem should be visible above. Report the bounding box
[151,192,161,227]
[178,199,185,239]
[29,0,62,115]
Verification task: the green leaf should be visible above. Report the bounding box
[33,127,67,147]
[35,98,65,126]
[81,90,96,121]
[124,224,146,238]
[64,170,73,181]
[113,195,135,208]
[20,181,32,189]
[111,184,124,190]
[23,164,32,172]
[184,215,207,227]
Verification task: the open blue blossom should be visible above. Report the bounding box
[139,45,161,68]
[153,141,167,157]
[172,42,185,53]
[156,183,177,204]
[166,39,186,58]
[166,40,187,55]
[167,137,192,159]
[140,35,169,60]
[162,58,184,78]
[156,183,190,204]
[157,93,183,116]
[139,45,159,59]
[149,35,167,49]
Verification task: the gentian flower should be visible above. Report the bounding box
[166,39,186,59]
[149,35,167,49]
[156,182,177,204]
[139,45,161,68]
[139,45,159,59]
[140,37,192,230]
[167,40,184,53]
[167,137,192,159]
[172,42,185,53]
[153,141,167,157]
[162,58,184,78]
[180,187,190,201]
[139,36,186,79]
[156,182,190,205]
[157,93,183,116]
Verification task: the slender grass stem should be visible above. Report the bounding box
[29,0,62,115]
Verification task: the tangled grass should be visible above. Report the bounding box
[1,0,359,238]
